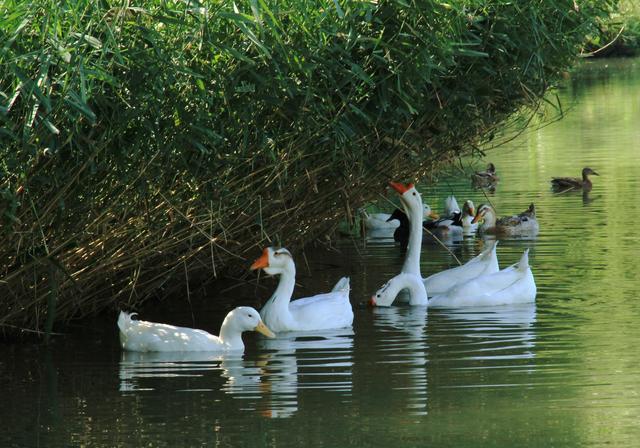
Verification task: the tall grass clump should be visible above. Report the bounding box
[0,0,617,337]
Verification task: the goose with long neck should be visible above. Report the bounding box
[389,181,424,276]
[371,273,428,307]
[117,306,274,352]
[251,247,353,333]
[371,181,499,307]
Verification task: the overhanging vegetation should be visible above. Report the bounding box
[0,0,617,336]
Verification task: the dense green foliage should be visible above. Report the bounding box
[0,0,616,336]
[584,0,640,57]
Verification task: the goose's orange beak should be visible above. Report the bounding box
[369,296,377,307]
[250,248,270,270]
[389,181,414,194]
[428,211,439,219]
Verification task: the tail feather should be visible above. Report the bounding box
[517,249,530,271]
[331,277,350,293]
[444,195,460,214]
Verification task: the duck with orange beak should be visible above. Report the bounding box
[250,247,353,333]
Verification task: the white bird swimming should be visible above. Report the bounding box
[251,247,353,332]
[370,181,498,307]
[361,203,438,231]
[117,306,274,352]
[428,249,536,307]
[424,241,499,295]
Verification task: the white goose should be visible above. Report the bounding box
[370,182,498,307]
[428,250,536,307]
[371,273,428,307]
[251,247,353,332]
[117,306,274,352]
[424,241,499,295]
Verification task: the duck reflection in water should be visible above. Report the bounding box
[438,303,537,360]
[256,329,355,418]
[118,351,261,393]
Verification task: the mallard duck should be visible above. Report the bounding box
[251,247,353,332]
[471,162,499,186]
[472,203,539,235]
[428,250,536,307]
[117,307,274,352]
[551,167,599,192]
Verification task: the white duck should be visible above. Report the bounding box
[117,306,274,352]
[387,181,499,289]
[472,203,539,236]
[362,203,437,231]
[251,247,353,332]
[428,249,536,307]
[424,240,499,295]
[427,199,477,235]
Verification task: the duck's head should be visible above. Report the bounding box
[471,204,495,224]
[462,200,475,218]
[389,181,423,217]
[423,203,439,220]
[486,162,496,174]
[225,306,275,338]
[250,247,294,276]
[582,167,599,177]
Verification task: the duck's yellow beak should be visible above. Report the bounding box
[254,321,275,338]
[471,210,484,224]
[250,248,270,270]
[428,211,439,219]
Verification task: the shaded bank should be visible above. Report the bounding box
[0,0,616,336]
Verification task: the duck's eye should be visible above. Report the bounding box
[412,192,416,196]
[376,293,380,297]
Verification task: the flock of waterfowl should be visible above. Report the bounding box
[117,165,598,354]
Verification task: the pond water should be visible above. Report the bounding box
[2,58,640,447]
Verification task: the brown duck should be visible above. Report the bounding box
[551,167,599,192]
[471,162,499,186]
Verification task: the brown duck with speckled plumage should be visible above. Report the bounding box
[551,167,599,192]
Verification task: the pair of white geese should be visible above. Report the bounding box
[118,182,535,353]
